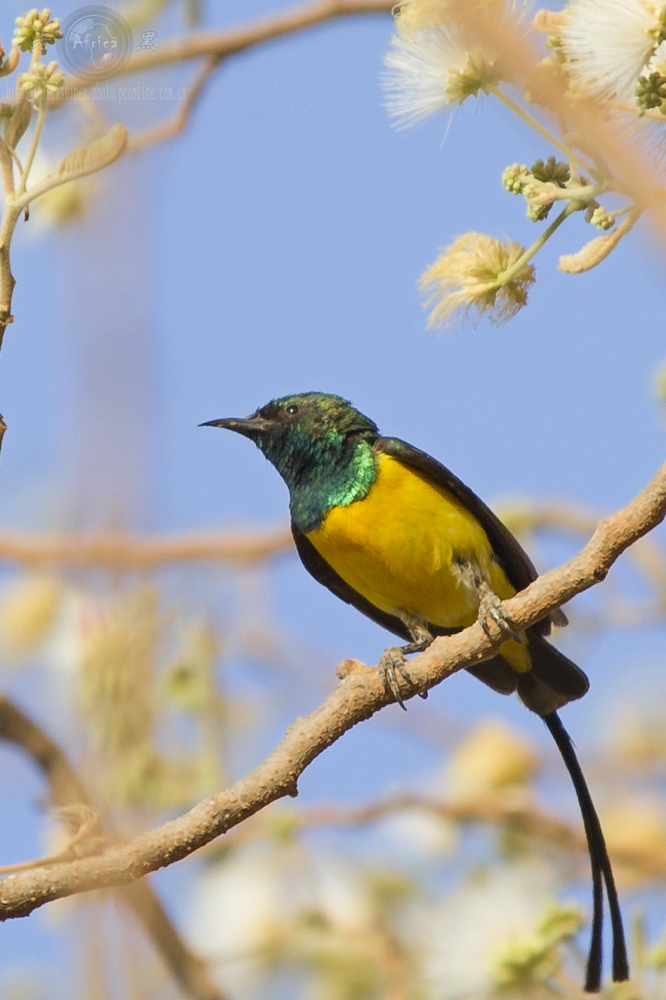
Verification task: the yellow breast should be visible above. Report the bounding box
[306,452,530,672]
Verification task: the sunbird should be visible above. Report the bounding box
[202,391,628,992]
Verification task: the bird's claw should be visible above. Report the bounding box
[477,581,523,644]
[378,647,427,709]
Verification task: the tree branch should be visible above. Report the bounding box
[292,793,666,881]
[56,0,393,101]
[0,696,225,1000]
[0,460,664,919]
[0,525,292,568]
[500,498,666,627]
[127,57,221,152]
[113,0,393,76]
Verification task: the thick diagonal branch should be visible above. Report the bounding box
[0,460,664,920]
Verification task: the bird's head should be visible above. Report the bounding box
[201,392,379,489]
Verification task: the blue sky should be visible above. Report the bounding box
[0,0,665,989]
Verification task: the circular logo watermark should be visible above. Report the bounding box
[57,6,132,81]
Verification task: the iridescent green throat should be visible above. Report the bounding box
[259,434,378,533]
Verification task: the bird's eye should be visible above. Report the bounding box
[286,404,299,416]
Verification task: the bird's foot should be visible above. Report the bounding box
[477,581,523,644]
[378,645,428,709]
[378,647,416,710]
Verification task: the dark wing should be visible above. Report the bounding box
[377,437,552,636]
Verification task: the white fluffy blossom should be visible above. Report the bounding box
[185,843,374,998]
[414,861,557,999]
[383,25,475,127]
[562,0,666,101]
[649,36,666,73]
[383,3,530,127]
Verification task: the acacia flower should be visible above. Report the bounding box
[383,26,500,126]
[20,59,64,100]
[394,0,456,35]
[415,861,558,999]
[446,719,538,797]
[186,843,376,997]
[14,7,62,53]
[394,0,514,35]
[384,2,529,127]
[0,573,62,659]
[420,232,535,328]
[561,0,666,102]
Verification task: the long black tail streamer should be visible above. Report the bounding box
[543,711,629,992]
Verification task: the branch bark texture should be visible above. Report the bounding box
[0,461,664,919]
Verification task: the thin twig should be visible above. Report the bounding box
[127,57,221,152]
[0,810,100,875]
[0,460,664,918]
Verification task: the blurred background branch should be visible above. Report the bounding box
[0,525,292,567]
[0,694,226,1000]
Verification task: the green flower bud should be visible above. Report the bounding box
[502,163,531,195]
[531,155,570,185]
[636,71,666,111]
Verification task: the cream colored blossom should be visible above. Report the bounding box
[14,7,62,52]
[383,27,495,126]
[447,719,539,797]
[561,0,666,101]
[0,573,62,659]
[420,232,535,328]
[384,2,530,126]
[602,794,666,857]
[394,0,511,35]
[415,861,557,999]
[20,60,65,100]
[394,0,456,35]
[34,178,92,228]
[186,843,376,998]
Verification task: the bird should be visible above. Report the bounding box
[202,390,628,992]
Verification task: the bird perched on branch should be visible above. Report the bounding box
[202,390,628,992]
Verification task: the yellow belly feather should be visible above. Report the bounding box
[306,453,530,672]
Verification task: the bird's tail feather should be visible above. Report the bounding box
[543,711,629,992]
[517,631,590,714]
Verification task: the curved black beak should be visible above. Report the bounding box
[199,414,273,439]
